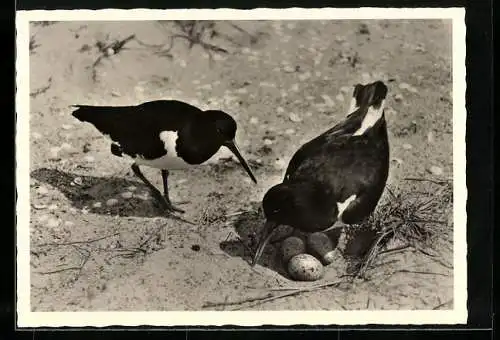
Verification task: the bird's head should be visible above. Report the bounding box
[251,180,337,266]
[206,110,238,142]
[348,80,388,114]
[205,110,257,184]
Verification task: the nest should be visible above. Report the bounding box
[345,180,453,278]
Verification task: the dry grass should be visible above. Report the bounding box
[351,179,453,279]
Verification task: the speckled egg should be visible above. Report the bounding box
[287,254,324,281]
[281,236,306,264]
[306,232,336,265]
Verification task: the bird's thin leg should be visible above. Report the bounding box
[160,170,187,213]
[131,164,182,214]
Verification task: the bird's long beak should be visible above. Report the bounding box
[224,140,257,184]
[251,220,277,267]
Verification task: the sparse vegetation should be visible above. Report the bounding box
[28,20,454,311]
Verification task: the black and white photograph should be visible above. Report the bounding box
[16,8,467,327]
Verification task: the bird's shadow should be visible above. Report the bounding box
[30,167,166,218]
[219,202,297,279]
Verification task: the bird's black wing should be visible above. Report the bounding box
[284,109,365,181]
[285,114,389,204]
[71,100,201,160]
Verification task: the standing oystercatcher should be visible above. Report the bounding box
[252,80,390,266]
[71,100,257,214]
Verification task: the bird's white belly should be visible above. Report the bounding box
[134,153,192,170]
[134,145,234,170]
[321,194,358,232]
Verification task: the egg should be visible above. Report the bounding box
[306,232,337,265]
[281,236,306,264]
[287,254,324,281]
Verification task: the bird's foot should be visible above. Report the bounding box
[160,200,186,214]
[151,192,186,214]
[163,198,190,214]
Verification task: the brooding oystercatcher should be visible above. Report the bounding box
[252,80,390,266]
[71,100,257,214]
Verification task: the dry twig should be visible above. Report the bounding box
[35,232,120,248]
[30,77,52,98]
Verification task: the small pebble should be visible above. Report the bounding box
[259,81,274,87]
[315,70,322,77]
[48,204,58,211]
[408,86,418,93]
[32,203,47,210]
[283,65,295,73]
[250,117,259,125]
[61,142,72,150]
[37,186,49,195]
[126,185,137,191]
[429,166,444,176]
[285,128,295,135]
[399,82,411,90]
[198,84,212,90]
[32,132,42,139]
[427,131,435,143]
[394,94,404,102]
[402,143,413,150]
[415,44,426,52]
[391,158,403,165]
[274,159,286,170]
[298,72,311,81]
[336,94,345,102]
[178,60,187,68]
[386,107,397,115]
[106,198,119,206]
[84,155,95,162]
[73,177,83,186]
[340,86,351,94]
[361,73,371,82]
[176,179,187,185]
[61,124,73,130]
[92,202,102,208]
[263,139,273,146]
[236,88,247,94]
[321,94,335,107]
[121,192,133,199]
[104,47,115,57]
[277,107,285,114]
[289,113,302,123]
[46,218,60,228]
[49,147,60,159]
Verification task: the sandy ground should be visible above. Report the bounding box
[27,19,454,312]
